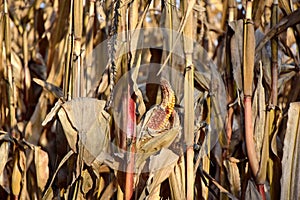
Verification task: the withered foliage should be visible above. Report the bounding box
[1,0,300,199]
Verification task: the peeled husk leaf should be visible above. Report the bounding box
[135,109,181,167]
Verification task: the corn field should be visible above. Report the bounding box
[1,0,300,199]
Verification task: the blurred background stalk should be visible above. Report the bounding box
[4,0,16,130]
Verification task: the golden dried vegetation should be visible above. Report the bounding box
[1,0,300,199]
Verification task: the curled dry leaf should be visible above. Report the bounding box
[97,69,109,94]
[33,78,64,98]
[42,98,64,126]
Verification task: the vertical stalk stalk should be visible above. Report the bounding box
[271,0,278,106]
[125,88,136,200]
[225,0,236,151]
[243,0,258,175]
[183,1,194,199]
[269,1,278,199]
[202,95,211,199]
[85,0,95,96]
[0,5,4,126]
[73,0,83,98]
[64,0,74,100]
[243,1,265,199]
[4,0,16,129]
[125,1,138,199]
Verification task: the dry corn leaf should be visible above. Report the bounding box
[12,153,22,196]
[43,150,74,200]
[99,178,117,200]
[202,170,238,200]
[0,166,10,194]
[255,30,272,88]
[279,0,292,15]
[280,102,300,200]
[139,149,178,200]
[168,159,186,200]
[224,157,241,197]
[57,110,78,153]
[42,98,64,126]
[229,20,244,91]
[81,169,93,194]
[252,0,265,28]
[33,78,64,98]
[0,141,9,176]
[270,108,282,157]
[131,49,146,117]
[135,126,180,169]
[11,150,26,197]
[58,98,111,165]
[194,70,210,91]
[252,63,266,161]
[245,179,262,200]
[256,8,300,52]
[34,146,49,191]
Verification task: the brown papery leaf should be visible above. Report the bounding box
[33,78,64,98]
[34,147,49,191]
[229,20,243,90]
[139,150,178,200]
[42,99,64,126]
[12,151,22,196]
[58,98,111,165]
[252,63,266,161]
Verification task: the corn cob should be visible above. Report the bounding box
[147,78,176,130]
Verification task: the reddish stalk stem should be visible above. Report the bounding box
[125,86,136,200]
[257,184,266,200]
[245,97,265,198]
[244,97,259,176]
